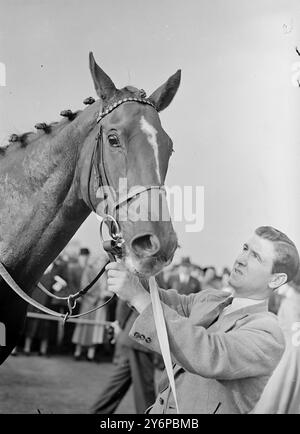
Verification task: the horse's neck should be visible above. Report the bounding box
[0,103,100,287]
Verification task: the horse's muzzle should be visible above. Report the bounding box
[127,229,178,276]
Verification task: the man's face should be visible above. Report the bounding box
[229,233,276,299]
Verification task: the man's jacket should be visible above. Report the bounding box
[116,299,151,353]
[129,288,285,413]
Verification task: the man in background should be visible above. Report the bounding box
[167,257,201,295]
[91,298,156,414]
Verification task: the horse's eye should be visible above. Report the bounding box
[108,134,120,147]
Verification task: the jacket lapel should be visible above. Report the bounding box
[217,300,268,332]
[189,292,233,328]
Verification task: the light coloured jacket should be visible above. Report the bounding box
[129,288,285,414]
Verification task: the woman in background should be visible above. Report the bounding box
[72,253,110,361]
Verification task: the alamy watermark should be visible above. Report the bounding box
[0,62,6,87]
[95,178,204,233]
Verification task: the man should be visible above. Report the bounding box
[90,298,156,414]
[78,247,91,269]
[201,266,218,290]
[167,257,201,295]
[105,226,299,413]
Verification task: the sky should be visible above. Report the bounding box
[0,0,299,271]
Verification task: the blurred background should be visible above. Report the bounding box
[1,0,299,271]
[0,0,300,413]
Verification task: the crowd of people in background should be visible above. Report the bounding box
[13,245,295,362]
[12,249,233,360]
[12,241,117,361]
[11,242,300,413]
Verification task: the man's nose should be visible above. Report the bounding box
[236,252,248,266]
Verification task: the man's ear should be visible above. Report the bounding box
[268,273,288,290]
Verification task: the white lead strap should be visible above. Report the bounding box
[149,276,179,414]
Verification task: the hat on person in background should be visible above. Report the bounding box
[181,256,192,266]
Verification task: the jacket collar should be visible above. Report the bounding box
[162,297,268,391]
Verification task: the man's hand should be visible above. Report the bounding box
[105,262,151,313]
[106,321,121,344]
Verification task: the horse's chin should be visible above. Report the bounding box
[123,254,172,278]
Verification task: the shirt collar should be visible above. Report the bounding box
[222,297,265,317]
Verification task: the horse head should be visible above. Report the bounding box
[79,53,181,277]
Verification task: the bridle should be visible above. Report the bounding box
[0,95,166,323]
[0,94,180,413]
[85,95,165,219]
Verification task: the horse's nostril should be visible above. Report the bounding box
[131,234,161,258]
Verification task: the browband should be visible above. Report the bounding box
[97,97,156,123]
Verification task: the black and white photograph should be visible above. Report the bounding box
[0,0,300,420]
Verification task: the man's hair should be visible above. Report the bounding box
[255,226,299,282]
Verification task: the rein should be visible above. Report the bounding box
[0,217,121,323]
[0,94,179,411]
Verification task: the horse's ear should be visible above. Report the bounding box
[89,52,117,101]
[148,70,181,112]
